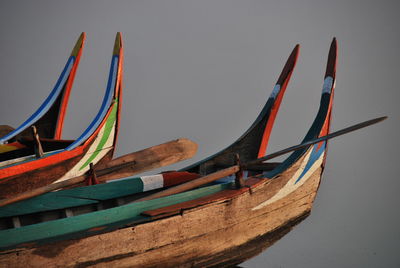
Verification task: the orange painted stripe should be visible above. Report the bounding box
[54,33,86,139]
[0,146,85,180]
[0,99,118,180]
[110,37,123,157]
[257,73,297,157]
[163,171,200,187]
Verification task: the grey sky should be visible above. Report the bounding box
[0,1,399,267]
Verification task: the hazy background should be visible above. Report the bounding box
[0,1,399,267]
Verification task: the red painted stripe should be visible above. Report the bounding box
[258,49,300,157]
[258,79,288,157]
[110,40,124,158]
[54,33,86,139]
[318,91,335,152]
[0,146,84,180]
[162,171,200,187]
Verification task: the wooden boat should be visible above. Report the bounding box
[0,33,124,199]
[0,33,85,158]
[0,39,336,267]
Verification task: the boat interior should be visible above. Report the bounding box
[0,162,281,231]
[0,137,74,163]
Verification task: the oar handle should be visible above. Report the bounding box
[247,116,387,165]
[133,116,387,204]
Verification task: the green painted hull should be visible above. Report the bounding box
[0,182,233,250]
[0,176,147,218]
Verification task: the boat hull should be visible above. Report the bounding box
[0,155,322,267]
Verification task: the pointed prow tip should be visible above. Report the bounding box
[284,43,300,71]
[325,37,337,78]
[288,44,300,61]
[291,44,300,60]
[290,43,300,55]
[283,44,300,68]
[71,32,86,57]
[113,32,123,56]
[275,43,301,86]
[330,37,337,50]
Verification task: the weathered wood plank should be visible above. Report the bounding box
[0,182,233,250]
[0,163,322,267]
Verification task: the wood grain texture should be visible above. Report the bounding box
[95,138,198,181]
[0,154,324,267]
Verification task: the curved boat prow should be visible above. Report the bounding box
[183,45,300,175]
[0,33,86,144]
[54,33,123,181]
[265,38,337,179]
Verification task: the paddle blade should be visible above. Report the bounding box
[96,138,198,182]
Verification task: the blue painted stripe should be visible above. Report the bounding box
[270,84,281,99]
[322,76,333,94]
[0,56,75,144]
[66,56,119,150]
[248,82,283,130]
[263,91,332,178]
[295,142,325,184]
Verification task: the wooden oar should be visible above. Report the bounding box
[245,116,387,167]
[134,116,387,203]
[93,138,198,181]
[0,138,197,207]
